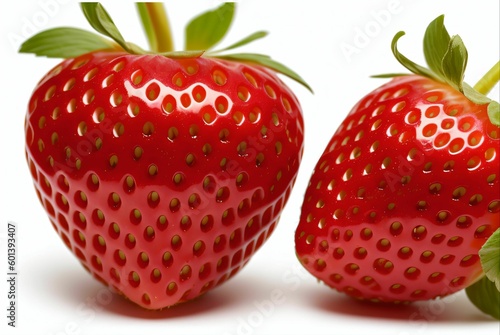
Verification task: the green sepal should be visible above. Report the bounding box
[423,15,450,78]
[487,101,500,126]
[442,35,468,92]
[479,228,500,290]
[81,3,144,54]
[18,2,312,93]
[19,27,115,58]
[159,50,205,59]
[377,15,499,126]
[462,83,493,105]
[218,53,313,93]
[462,84,500,126]
[465,228,500,320]
[390,31,436,80]
[371,73,411,79]
[212,31,268,53]
[466,276,500,320]
[185,3,234,51]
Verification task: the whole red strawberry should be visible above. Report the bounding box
[22,3,310,309]
[295,16,500,317]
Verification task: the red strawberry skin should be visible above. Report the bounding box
[25,52,304,309]
[295,75,499,302]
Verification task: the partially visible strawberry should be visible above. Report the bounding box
[21,3,310,309]
[295,15,499,315]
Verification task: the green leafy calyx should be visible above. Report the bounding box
[375,15,499,126]
[465,276,500,320]
[465,228,500,320]
[185,3,234,51]
[18,2,311,92]
[479,228,500,291]
[18,27,116,58]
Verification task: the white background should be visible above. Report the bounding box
[1,1,499,334]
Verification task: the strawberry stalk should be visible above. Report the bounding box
[136,2,173,53]
[473,60,500,95]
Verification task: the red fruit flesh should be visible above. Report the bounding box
[296,75,499,302]
[26,52,304,309]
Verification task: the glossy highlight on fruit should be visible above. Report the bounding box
[296,75,499,302]
[22,3,308,309]
[295,15,500,309]
[26,52,304,309]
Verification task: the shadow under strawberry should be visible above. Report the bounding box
[304,285,494,323]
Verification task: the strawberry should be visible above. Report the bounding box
[295,15,500,314]
[21,3,310,309]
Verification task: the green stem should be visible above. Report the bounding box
[474,60,500,95]
[136,3,173,53]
